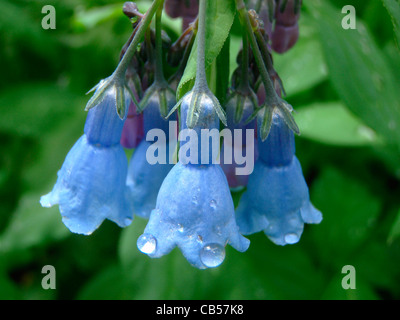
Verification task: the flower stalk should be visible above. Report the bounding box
[235,0,299,140]
[85,0,164,118]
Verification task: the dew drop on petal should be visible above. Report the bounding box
[124,218,133,226]
[137,233,157,254]
[210,199,217,209]
[200,243,226,268]
[284,233,299,244]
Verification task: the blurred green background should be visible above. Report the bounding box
[0,0,399,300]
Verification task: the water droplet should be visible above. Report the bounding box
[177,223,184,232]
[284,233,299,244]
[197,235,203,243]
[200,243,225,268]
[124,218,133,226]
[192,196,198,205]
[210,199,217,209]
[137,233,157,254]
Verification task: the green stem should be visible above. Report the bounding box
[235,0,279,104]
[254,31,274,74]
[194,0,208,90]
[238,29,250,92]
[154,2,167,85]
[114,0,164,80]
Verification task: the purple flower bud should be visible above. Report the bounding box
[271,24,299,54]
[120,101,144,149]
[165,0,199,30]
[271,0,301,53]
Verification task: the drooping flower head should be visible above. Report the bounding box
[126,86,177,218]
[235,113,322,245]
[137,91,250,268]
[126,5,178,219]
[40,86,133,235]
[220,30,258,189]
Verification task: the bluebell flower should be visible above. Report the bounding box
[126,140,174,218]
[235,113,322,245]
[137,91,250,269]
[126,87,177,218]
[40,86,133,235]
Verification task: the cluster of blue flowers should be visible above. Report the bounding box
[41,0,321,269]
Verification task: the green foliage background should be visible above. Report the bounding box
[0,0,399,300]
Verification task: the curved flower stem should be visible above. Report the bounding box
[253,27,286,96]
[237,29,250,93]
[114,0,164,81]
[236,0,299,139]
[235,0,278,105]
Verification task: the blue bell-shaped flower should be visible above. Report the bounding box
[40,86,133,235]
[126,86,177,218]
[137,91,250,269]
[235,113,322,245]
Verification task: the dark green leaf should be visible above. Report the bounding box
[273,24,328,96]
[0,192,69,255]
[310,167,382,267]
[388,208,400,243]
[0,83,85,138]
[306,0,400,153]
[382,0,400,48]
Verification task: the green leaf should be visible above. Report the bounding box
[77,264,135,300]
[0,192,69,255]
[177,0,236,99]
[382,0,400,48]
[321,274,379,300]
[310,167,382,267]
[221,233,325,299]
[306,0,400,153]
[295,102,381,146]
[273,21,328,96]
[0,0,57,57]
[72,4,123,31]
[388,208,400,243]
[0,83,85,138]
[118,217,323,300]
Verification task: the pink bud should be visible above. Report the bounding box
[120,101,144,149]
